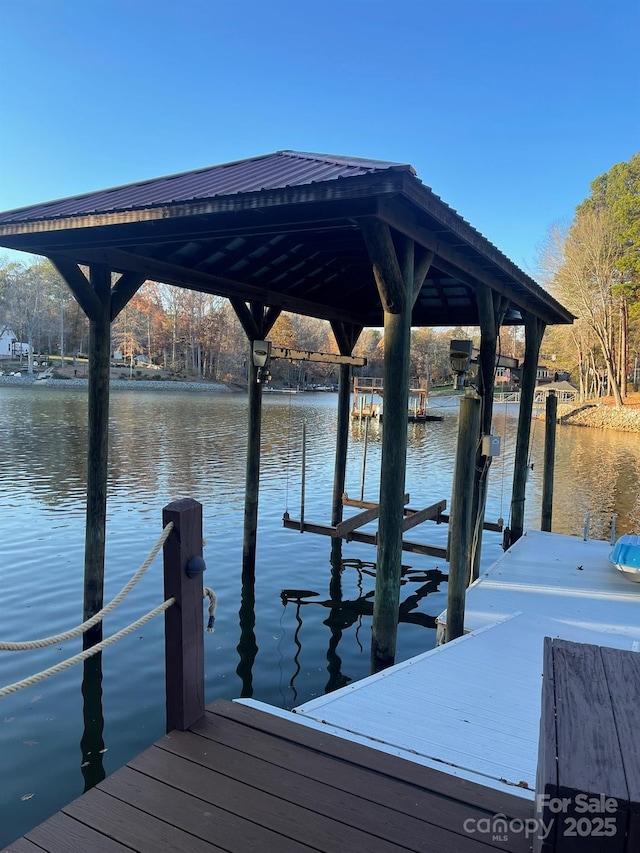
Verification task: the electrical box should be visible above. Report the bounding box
[482,434,501,457]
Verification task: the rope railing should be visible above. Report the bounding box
[0,521,175,651]
[2,498,208,733]
[0,598,175,699]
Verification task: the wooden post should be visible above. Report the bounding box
[371,233,413,673]
[84,264,112,649]
[331,362,351,527]
[300,421,306,532]
[471,287,508,581]
[541,391,557,532]
[359,415,369,502]
[230,302,281,578]
[163,498,205,732]
[243,355,263,575]
[446,394,481,642]
[509,313,545,545]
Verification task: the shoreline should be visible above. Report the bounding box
[0,375,231,393]
[540,401,640,434]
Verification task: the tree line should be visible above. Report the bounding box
[539,152,639,406]
[0,259,467,388]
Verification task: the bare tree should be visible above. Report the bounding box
[538,214,624,406]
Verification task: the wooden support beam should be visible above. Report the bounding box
[328,322,362,529]
[343,493,410,510]
[270,346,366,366]
[358,217,406,314]
[331,362,351,528]
[110,272,147,321]
[83,263,112,649]
[335,505,381,538]
[262,305,282,336]
[282,515,448,559]
[66,246,365,326]
[377,197,567,326]
[446,394,481,642]
[470,285,507,582]
[330,320,363,357]
[230,299,261,340]
[541,391,557,532]
[401,500,446,533]
[439,513,503,533]
[51,257,102,321]
[509,312,546,545]
[412,248,435,305]
[372,234,414,673]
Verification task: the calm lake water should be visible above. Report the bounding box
[1,385,639,846]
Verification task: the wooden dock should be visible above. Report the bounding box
[4,699,533,853]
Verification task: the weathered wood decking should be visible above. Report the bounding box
[4,699,533,853]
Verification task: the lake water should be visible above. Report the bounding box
[1,385,639,847]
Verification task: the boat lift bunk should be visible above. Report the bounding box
[282,419,503,560]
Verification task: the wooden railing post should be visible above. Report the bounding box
[163,498,205,732]
[541,392,557,532]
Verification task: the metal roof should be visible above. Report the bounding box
[0,150,573,328]
[0,151,413,225]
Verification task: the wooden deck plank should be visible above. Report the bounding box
[178,708,532,853]
[3,699,532,853]
[156,727,518,853]
[25,811,134,853]
[1,840,43,853]
[98,765,319,853]
[129,745,415,853]
[600,646,640,853]
[62,788,224,852]
[204,700,534,821]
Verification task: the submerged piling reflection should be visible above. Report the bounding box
[80,653,105,792]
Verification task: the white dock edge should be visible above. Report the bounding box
[237,530,640,800]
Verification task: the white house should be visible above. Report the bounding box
[0,328,29,359]
[0,327,17,358]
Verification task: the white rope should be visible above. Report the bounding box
[203,588,217,633]
[0,522,174,651]
[0,598,175,698]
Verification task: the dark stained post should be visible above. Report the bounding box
[446,393,481,642]
[230,301,281,577]
[244,349,263,576]
[329,320,362,528]
[163,498,205,732]
[331,361,352,527]
[362,223,413,672]
[541,391,557,532]
[84,264,112,648]
[509,312,546,545]
[471,286,507,581]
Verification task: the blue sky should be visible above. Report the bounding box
[1,0,638,275]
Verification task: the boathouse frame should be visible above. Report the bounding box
[0,150,573,668]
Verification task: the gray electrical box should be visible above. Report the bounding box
[482,434,501,457]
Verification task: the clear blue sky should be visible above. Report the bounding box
[1,0,638,275]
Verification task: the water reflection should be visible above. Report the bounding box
[236,571,258,699]
[79,654,105,792]
[280,551,446,696]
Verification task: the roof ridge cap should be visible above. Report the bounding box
[277,150,415,174]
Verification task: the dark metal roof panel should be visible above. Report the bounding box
[0,150,411,225]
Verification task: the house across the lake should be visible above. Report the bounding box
[0,327,29,359]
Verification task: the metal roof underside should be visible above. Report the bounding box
[0,150,573,328]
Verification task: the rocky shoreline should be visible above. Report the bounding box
[0,375,230,393]
[554,402,640,433]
